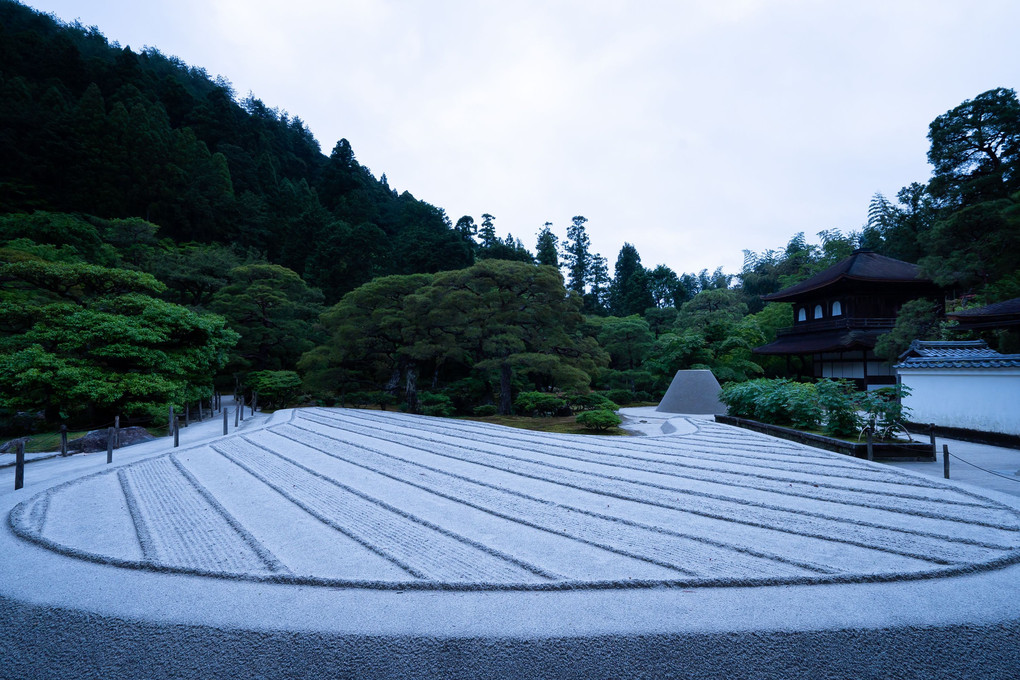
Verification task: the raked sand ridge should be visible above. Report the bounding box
[3,407,1020,678]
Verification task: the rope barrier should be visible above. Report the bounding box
[946,450,1020,483]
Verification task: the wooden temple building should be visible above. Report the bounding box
[753,250,942,389]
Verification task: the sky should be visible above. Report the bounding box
[23,0,1020,276]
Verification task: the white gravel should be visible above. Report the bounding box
[3,407,1019,678]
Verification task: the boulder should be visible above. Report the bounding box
[68,426,155,453]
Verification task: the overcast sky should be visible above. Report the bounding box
[25,0,1020,275]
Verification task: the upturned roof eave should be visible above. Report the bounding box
[760,274,932,302]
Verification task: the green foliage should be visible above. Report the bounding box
[567,391,619,413]
[345,391,396,410]
[472,404,498,417]
[0,260,237,425]
[246,370,302,409]
[514,391,566,417]
[927,87,1020,206]
[858,385,912,439]
[644,289,762,386]
[874,298,944,361]
[591,315,655,371]
[918,192,1020,290]
[784,381,823,430]
[603,389,635,406]
[720,378,847,434]
[576,409,622,431]
[562,215,591,296]
[718,380,768,419]
[647,265,683,309]
[473,214,534,263]
[419,391,455,417]
[751,379,795,426]
[535,224,559,267]
[211,263,325,373]
[609,243,653,317]
[815,379,861,437]
[304,260,606,416]
[0,3,475,301]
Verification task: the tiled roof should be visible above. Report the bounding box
[947,297,1020,329]
[949,296,1020,318]
[895,357,1020,369]
[895,340,1020,369]
[762,251,932,301]
[898,340,1000,359]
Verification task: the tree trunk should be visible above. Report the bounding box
[385,367,401,394]
[498,362,513,415]
[405,363,419,413]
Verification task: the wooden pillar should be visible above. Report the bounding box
[14,440,25,490]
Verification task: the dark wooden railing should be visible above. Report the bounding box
[776,317,897,336]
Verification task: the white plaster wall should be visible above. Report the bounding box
[899,368,1020,435]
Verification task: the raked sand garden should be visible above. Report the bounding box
[3,407,1020,678]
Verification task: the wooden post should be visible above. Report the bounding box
[106,427,114,464]
[168,405,175,437]
[929,424,936,458]
[14,440,25,490]
[252,391,258,415]
[223,407,228,435]
[239,396,244,421]
[114,415,120,448]
[943,444,950,479]
[185,404,190,428]
[865,426,874,462]
[60,424,68,457]
[198,400,204,422]
[173,418,180,448]
[235,403,240,428]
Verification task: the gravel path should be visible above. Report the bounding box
[3,407,1020,678]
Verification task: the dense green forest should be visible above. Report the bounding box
[1,0,1018,433]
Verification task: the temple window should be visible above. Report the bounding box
[814,304,824,319]
[798,308,807,322]
[832,301,842,316]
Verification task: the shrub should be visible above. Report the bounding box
[753,379,792,425]
[567,392,619,413]
[354,391,396,410]
[859,385,911,439]
[246,370,302,410]
[720,378,820,430]
[604,389,635,406]
[576,409,622,431]
[719,380,769,419]
[472,404,498,417]
[816,379,860,437]
[419,392,455,418]
[514,391,567,416]
[784,381,822,430]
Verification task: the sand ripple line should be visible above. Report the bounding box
[214,438,554,583]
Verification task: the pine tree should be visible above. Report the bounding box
[535,223,559,267]
[562,215,590,295]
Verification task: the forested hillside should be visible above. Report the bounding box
[1,0,1018,432]
[0,0,473,300]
